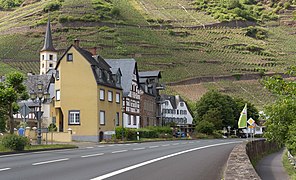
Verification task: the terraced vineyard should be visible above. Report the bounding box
[0,0,295,106]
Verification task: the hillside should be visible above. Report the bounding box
[0,0,295,107]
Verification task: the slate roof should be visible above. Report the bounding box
[25,74,52,94]
[40,19,56,52]
[139,71,161,78]
[105,59,139,96]
[161,94,184,109]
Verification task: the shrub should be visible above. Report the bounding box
[110,7,120,17]
[43,1,62,13]
[48,123,57,132]
[0,0,24,10]
[194,133,209,139]
[196,121,215,134]
[2,134,28,151]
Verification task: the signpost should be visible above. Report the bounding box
[247,118,255,140]
[19,104,31,122]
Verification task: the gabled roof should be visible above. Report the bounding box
[40,18,56,52]
[139,71,161,78]
[25,74,52,94]
[105,59,139,96]
[161,94,184,109]
[55,45,121,90]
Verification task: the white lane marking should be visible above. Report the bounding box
[162,144,170,147]
[117,144,124,146]
[97,145,105,148]
[86,147,94,149]
[0,149,74,158]
[112,150,128,154]
[108,145,115,147]
[172,143,179,145]
[81,153,104,158]
[32,158,69,166]
[189,142,194,144]
[133,148,145,151]
[149,146,159,149]
[181,142,187,144]
[124,144,131,146]
[90,141,241,180]
[0,168,11,172]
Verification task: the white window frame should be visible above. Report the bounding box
[108,91,113,102]
[69,111,80,125]
[56,90,60,101]
[100,111,105,125]
[116,93,120,103]
[100,89,105,101]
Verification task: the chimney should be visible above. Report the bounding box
[74,39,80,47]
[89,47,97,55]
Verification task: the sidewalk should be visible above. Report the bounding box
[255,148,289,180]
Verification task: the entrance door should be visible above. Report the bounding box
[58,108,64,132]
[99,131,104,142]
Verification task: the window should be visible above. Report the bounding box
[100,111,105,125]
[49,63,53,68]
[68,111,80,125]
[67,53,73,61]
[56,70,60,80]
[42,63,44,68]
[108,91,113,102]
[180,102,184,107]
[56,90,60,101]
[116,93,120,103]
[49,54,53,60]
[42,55,44,60]
[128,115,131,125]
[133,116,137,125]
[116,112,120,126]
[100,89,105,101]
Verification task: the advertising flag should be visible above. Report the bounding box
[238,104,247,128]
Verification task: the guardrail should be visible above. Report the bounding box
[287,150,296,168]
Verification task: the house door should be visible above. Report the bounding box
[99,131,104,142]
[58,108,64,132]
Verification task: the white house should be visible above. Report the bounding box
[160,95,194,133]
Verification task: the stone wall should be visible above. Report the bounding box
[224,140,280,180]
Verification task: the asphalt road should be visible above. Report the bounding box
[0,139,243,180]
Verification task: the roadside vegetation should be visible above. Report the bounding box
[263,66,296,154]
[283,149,296,179]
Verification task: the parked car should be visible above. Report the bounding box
[174,131,186,138]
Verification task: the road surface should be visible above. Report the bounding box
[0,139,243,180]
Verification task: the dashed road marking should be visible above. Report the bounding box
[32,158,69,166]
[162,144,170,147]
[172,143,179,145]
[81,153,104,158]
[108,145,115,147]
[97,145,105,148]
[112,150,128,154]
[133,148,145,151]
[86,147,94,149]
[149,146,159,149]
[0,168,10,172]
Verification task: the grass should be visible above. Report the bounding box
[283,149,296,179]
[0,140,77,153]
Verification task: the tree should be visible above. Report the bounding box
[0,72,28,134]
[196,120,215,135]
[262,66,296,152]
[195,91,238,129]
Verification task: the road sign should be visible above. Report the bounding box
[247,118,255,126]
[19,104,31,118]
[34,111,44,121]
[248,125,255,129]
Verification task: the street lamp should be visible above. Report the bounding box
[30,81,50,145]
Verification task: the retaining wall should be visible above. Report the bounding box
[224,139,280,180]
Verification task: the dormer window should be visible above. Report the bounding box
[67,53,73,61]
[180,102,184,107]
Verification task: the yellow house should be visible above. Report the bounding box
[54,41,123,142]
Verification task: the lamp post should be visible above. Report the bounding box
[30,81,50,145]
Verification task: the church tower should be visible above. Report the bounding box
[40,18,57,75]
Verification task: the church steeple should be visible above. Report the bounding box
[40,18,56,52]
[40,17,57,75]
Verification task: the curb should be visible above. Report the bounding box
[0,146,78,156]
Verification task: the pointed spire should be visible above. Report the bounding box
[41,16,56,52]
